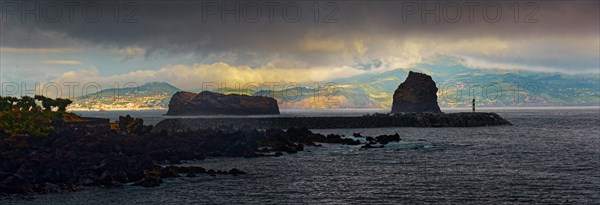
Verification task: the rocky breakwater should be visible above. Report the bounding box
[166,91,280,115]
[391,71,441,113]
[153,112,512,131]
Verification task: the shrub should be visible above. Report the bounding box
[0,96,72,138]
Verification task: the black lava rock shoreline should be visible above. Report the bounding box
[0,120,388,194]
[154,112,512,132]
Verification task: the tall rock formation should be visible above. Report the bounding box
[391,71,442,113]
[166,91,280,115]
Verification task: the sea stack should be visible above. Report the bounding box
[391,71,442,113]
[166,91,280,115]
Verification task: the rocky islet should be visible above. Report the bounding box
[166,91,280,115]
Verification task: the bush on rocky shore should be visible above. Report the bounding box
[0,96,75,139]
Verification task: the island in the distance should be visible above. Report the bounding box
[156,71,512,131]
[166,91,280,115]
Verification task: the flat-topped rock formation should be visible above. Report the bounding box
[391,71,442,113]
[153,112,512,132]
[166,91,280,115]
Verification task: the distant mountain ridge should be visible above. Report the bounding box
[319,56,599,108]
[71,82,181,110]
[80,82,180,98]
[70,57,600,110]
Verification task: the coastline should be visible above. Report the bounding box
[69,106,600,113]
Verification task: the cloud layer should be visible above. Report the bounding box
[1,0,598,92]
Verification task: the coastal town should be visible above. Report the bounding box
[68,92,171,111]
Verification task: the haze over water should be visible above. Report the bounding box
[3,108,598,204]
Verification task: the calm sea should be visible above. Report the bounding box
[2,108,599,204]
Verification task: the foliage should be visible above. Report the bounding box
[0,95,73,138]
[0,109,62,137]
[32,95,73,112]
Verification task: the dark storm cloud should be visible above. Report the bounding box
[1,0,598,71]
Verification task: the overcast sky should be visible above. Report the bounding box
[1,0,598,95]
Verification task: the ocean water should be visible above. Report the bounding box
[2,108,599,204]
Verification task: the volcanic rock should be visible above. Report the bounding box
[166,91,280,115]
[391,71,442,113]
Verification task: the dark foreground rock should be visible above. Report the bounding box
[391,71,442,113]
[132,165,244,187]
[0,117,366,194]
[0,130,247,194]
[153,112,512,132]
[370,133,401,145]
[357,133,401,149]
[166,91,280,115]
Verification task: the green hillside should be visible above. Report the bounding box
[70,57,599,110]
[72,82,181,110]
[257,56,600,108]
